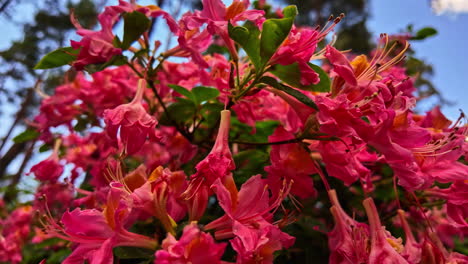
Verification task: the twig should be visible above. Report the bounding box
[231,138,303,146]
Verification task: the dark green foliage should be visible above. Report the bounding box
[122,11,151,50]
[270,63,331,92]
[260,76,318,110]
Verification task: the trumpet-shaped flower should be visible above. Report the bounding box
[327,190,369,263]
[42,182,157,264]
[272,16,343,85]
[182,110,236,220]
[154,223,226,264]
[103,79,157,155]
[184,0,264,59]
[265,126,317,199]
[29,140,63,182]
[231,221,295,264]
[205,174,290,240]
[362,198,408,263]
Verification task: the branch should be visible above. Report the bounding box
[231,138,303,146]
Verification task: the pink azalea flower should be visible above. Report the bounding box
[103,79,157,155]
[419,106,452,131]
[271,17,342,86]
[397,210,422,263]
[231,221,295,264]
[427,180,468,234]
[184,0,264,59]
[29,140,63,182]
[325,45,358,87]
[154,223,226,264]
[80,66,139,116]
[70,6,122,70]
[182,110,236,220]
[43,182,157,264]
[33,81,83,132]
[29,158,63,183]
[327,190,369,263]
[231,90,296,132]
[129,166,188,234]
[0,206,33,264]
[368,110,432,190]
[362,198,408,263]
[419,233,447,264]
[265,126,317,199]
[411,127,468,184]
[164,22,212,68]
[71,1,179,70]
[264,87,315,132]
[325,34,409,97]
[109,1,179,34]
[316,139,373,190]
[34,182,74,214]
[205,174,290,240]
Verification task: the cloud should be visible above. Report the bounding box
[432,0,468,15]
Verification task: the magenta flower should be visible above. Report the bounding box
[29,159,63,183]
[184,0,264,59]
[205,175,294,263]
[164,21,212,68]
[325,45,358,87]
[0,206,33,264]
[29,140,63,182]
[327,190,370,263]
[71,1,179,70]
[231,221,295,264]
[42,182,157,264]
[129,166,188,234]
[154,223,226,264]
[265,126,317,199]
[325,34,409,96]
[271,17,343,86]
[362,198,408,263]
[103,79,157,155]
[182,110,235,220]
[70,6,122,70]
[427,180,468,234]
[205,174,291,240]
[397,210,422,263]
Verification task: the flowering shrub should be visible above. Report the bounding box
[2,0,467,263]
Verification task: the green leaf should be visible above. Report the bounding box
[200,102,224,124]
[260,76,318,110]
[283,5,298,18]
[39,144,51,153]
[228,22,261,70]
[412,27,437,40]
[34,47,79,69]
[159,100,196,126]
[233,149,269,185]
[270,63,330,92]
[114,246,154,260]
[192,86,220,104]
[308,63,331,92]
[122,11,151,49]
[83,55,127,74]
[13,129,39,143]
[168,84,195,102]
[260,6,296,65]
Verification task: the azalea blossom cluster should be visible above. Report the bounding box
[1,0,467,263]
